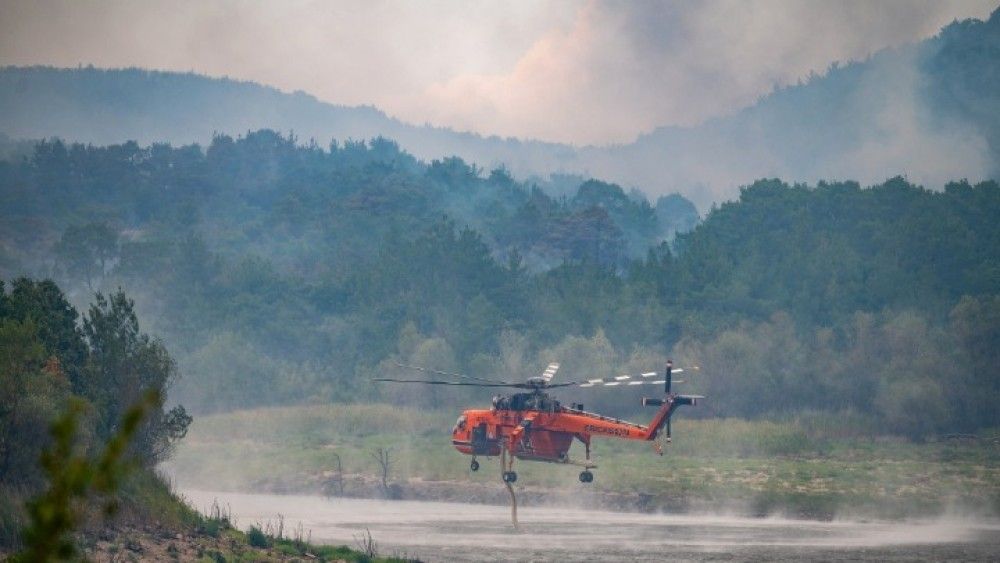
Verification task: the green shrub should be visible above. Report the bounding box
[14,394,156,561]
[199,518,222,538]
[312,544,373,562]
[246,525,271,548]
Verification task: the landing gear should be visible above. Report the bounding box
[502,471,518,483]
[470,459,480,472]
[579,470,594,483]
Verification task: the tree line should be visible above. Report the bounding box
[0,132,998,436]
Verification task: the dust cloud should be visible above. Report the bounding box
[181,489,1000,562]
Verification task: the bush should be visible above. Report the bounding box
[246,525,271,548]
[14,394,158,561]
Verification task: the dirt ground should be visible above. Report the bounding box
[79,525,343,562]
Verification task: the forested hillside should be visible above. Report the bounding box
[576,6,1000,206]
[0,130,692,272]
[1,132,998,437]
[0,278,192,547]
[0,65,577,191]
[2,8,998,208]
[0,277,391,559]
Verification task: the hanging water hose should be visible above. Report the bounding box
[500,445,518,529]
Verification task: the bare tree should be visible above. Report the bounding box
[370,447,392,496]
[328,452,345,496]
[354,527,378,558]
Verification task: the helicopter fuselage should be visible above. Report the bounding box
[377,361,701,482]
[451,390,689,466]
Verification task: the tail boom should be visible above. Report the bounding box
[642,394,699,441]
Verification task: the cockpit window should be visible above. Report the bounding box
[453,415,467,433]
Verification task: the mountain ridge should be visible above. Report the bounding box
[1,8,998,208]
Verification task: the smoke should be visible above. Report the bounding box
[825,46,994,190]
[0,0,574,132]
[1,1,995,208]
[570,27,998,209]
[419,0,996,144]
[1,0,995,146]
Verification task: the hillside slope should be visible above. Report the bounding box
[0,65,577,188]
[582,7,1000,206]
[1,130,997,431]
[2,9,998,207]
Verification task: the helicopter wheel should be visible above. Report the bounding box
[579,470,594,483]
[502,471,518,483]
[470,459,480,472]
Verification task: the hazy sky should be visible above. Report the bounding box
[1,0,995,145]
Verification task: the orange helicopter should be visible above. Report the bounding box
[376,360,702,483]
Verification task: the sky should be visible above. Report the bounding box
[1,0,996,145]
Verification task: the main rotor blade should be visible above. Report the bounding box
[393,362,504,384]
[374,377,526,388]
[561,366,699,387]
[577,380,684,388]
[541,362,560,382]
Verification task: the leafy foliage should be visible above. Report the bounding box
[0,132,998,438]
[53,222,118,290]
[14,393,156,562]
[0,279,191,548]
[82,290,190,465]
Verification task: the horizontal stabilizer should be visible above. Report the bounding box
[675,394,705,406]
